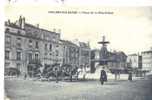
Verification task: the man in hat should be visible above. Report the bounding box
[100,67,107,85]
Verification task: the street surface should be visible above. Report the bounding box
[5,76,152,100]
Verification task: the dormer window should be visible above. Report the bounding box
[16,51,21,60]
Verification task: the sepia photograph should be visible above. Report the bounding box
[4,1,152,100]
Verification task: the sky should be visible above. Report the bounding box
[4,4,152,54]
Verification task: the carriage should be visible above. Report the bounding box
[36,63,79,82]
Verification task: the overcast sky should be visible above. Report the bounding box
[5,4,152,54]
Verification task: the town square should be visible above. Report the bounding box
[4,4,152,100]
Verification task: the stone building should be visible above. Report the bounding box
[73,40,91,71]
[5,16,62,76]
[127,54,142,69]
[107,51,127,72]
[141,48,152,72]
[78,42,91,71]
[5,17,27,76]
[60,40,79,68]
[90,49,127,73]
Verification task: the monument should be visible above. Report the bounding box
[90,35,110,73]
[98,35,110,65]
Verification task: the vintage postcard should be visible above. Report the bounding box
[3,0,152,100]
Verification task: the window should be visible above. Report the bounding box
[45,44,47,50]
[5,62,10,67]
[29,39,32,47]
[35,54,39,60]
[17,38,21,42]
[5,51,10,59]
[16,38,22,48]
[35,41,39,49]
[5,28,10,33]
[16,63,21,72]
[6,36,11,44]
[76,49,79,53]
[17,43,21,48]
[56,50,59,56]
[49,44,52,51]
[28,53,32,61]
[16,51,21,60]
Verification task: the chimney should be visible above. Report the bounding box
[8,19,10,25]
[21,17,25,29]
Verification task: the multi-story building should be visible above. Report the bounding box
[73,40,91,71]
[127,54,142,69]
[141,48,152,72]
[5,18,27,76]
[60,40,79,68]
[90,49,127,73]
[78,42,91,69]
[5,16,61,76]
[107,51,127,71]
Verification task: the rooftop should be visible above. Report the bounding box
[25,23,60,35]
[60,40,78,47]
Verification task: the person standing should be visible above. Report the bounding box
[128,71,132,81]
[100,67,107,85]
[24,73,27,80]
[114,70,118,80]
[55,69,59,83]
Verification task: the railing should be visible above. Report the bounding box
[28,59,41,64]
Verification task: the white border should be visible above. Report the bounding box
[1,0,152,100]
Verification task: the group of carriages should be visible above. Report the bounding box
[27,63,80,82]
[5,63,81,82]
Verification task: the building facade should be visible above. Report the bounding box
[127,54,142,69]
[5,18,27,76]
[141,48,152,71]
[90,49,127,73]
[5,16,62,76]
[60,40,79,68]
[75,41,91,72]
[107,51,127,71]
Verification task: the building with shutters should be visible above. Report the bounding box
[127,54,142,69]
[60,40,79,68]
[5,16,62,76]
[141,48,152,72]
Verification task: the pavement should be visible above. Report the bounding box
[5,75,152,100]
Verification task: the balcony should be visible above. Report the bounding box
[28,59,41,65]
